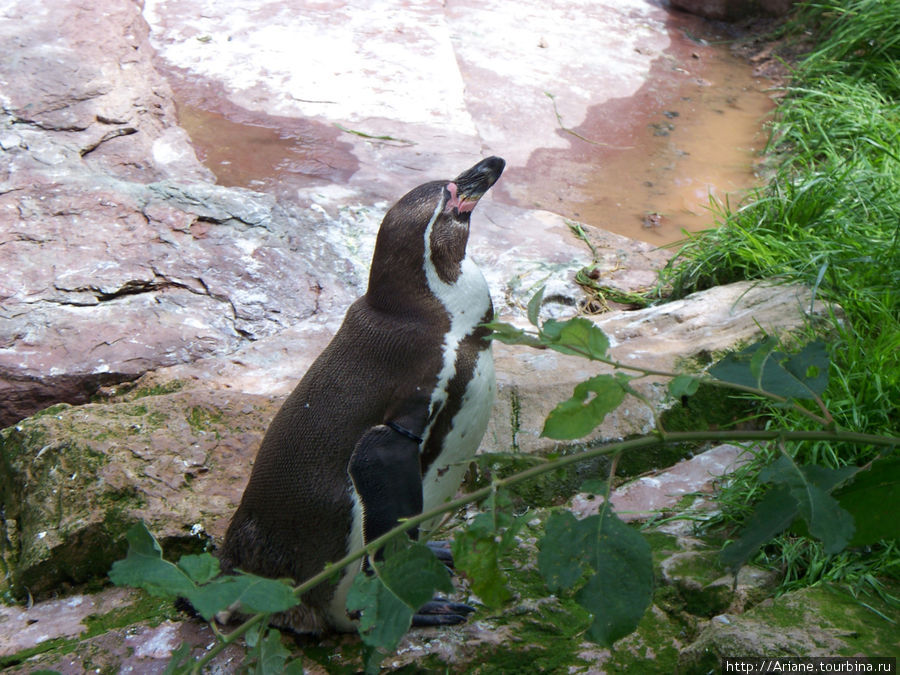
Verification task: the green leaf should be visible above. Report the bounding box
[187,572,299,621]
[343,542,452,670]
[835,455,900,545]
[452,514,511,608]
[108,522,197,598]
[797,462,859,492]
[668,375,700,398]
[248,628,294,675]
[378,542,452,609]
[537,510,595,592]
[361,646,389,675]
[346,571,414,652]
[579,478,608,495]
[162,642,194,675]
[244,622,263,648]
[720,485,798,570]
[177,553,220,584]
[784,342,829,396]
[796,482,855,554]
[761,456,855,554]
[585,509,653,645]
[542,374,627,440]
[527,286,546,326]
[722,455,860,570]
[539,509,653,646]
[283,660,305,675]
[748,336,779,386]
[540,317,610,359]
[709,340,830,400]
[482,320,543,347]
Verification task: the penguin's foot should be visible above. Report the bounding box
[412,597,475,627]
[425,540,455,567]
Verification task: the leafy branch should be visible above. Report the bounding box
[109,287,900,672]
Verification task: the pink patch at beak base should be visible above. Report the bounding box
[445,182,477,213]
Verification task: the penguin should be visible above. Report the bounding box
[218,156,506,634]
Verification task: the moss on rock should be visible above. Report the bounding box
[0,386,278,601]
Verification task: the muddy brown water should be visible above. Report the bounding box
[536,49,774,246]
[497,15,776,246]
[175,15,774,247]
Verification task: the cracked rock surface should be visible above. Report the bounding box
[0,0,365,426]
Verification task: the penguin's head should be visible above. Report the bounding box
[443,156,507,219]
[368,157,505,304]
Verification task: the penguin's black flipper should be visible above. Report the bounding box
[412,598,476,627]
[349,425,424,547]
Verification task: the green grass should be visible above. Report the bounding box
[661,0,900,591]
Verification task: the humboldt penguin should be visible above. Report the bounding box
[218,156,506,633]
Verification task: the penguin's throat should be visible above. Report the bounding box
[445,182,477,214]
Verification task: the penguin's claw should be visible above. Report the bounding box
[412,598,476,628]
[425,540,455,567]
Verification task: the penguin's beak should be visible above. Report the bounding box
[446,156,505,214]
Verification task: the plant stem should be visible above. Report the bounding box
[196,426,899,670]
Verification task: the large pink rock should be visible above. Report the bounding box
[0,0,365,426]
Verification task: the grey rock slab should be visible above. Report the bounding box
[0,0,207,184]
[0,389,279,599]
[0,175,358,425]
[0,587,135,657]
[489,280,831,455]
[679,584,898,670]
[3,615,246,674]
[571,443,753,524]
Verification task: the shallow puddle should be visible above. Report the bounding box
[499,16,776,246]
[563,49,773,245]
[173,95,358,194]
[176,103,301,189]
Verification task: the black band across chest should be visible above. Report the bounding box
[386,421,424,445]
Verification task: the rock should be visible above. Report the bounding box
[678,584,900,672]
[571,443,752,524]
[489,280,830,456]
[0,587,136,657]
[0,177,367,426]
[658,550,780,618]
[0,0,363,426]
[0,0,207,184]
[0,389,280,599]
[2,610,246,673]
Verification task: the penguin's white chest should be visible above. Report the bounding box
[420,251,495,526]
[422,348,495,518]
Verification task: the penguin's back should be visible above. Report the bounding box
[219,298,445,631]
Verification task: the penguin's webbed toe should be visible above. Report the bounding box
[412,598,475,627]
[425,540,455,567]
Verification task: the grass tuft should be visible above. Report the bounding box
[662,0,900,590]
